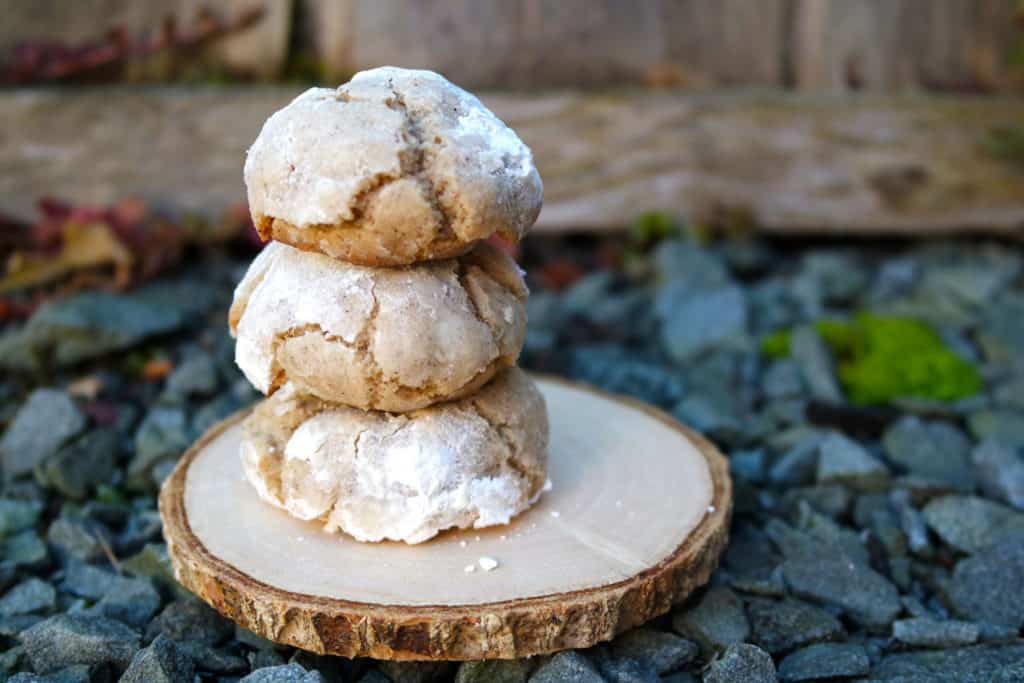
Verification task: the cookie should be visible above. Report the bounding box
[240,367,549,544]
[229,240,528,413]
[244,66,543,266]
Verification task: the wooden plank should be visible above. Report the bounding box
[792,0,1018,92]
[303,0,786,89]
[1,87,1023,236]
[0,0,292,79]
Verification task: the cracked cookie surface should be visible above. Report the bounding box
[243,66,543,266]
[230,240,528,412]
[240,367,549,544]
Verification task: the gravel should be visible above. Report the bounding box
[0,389,86,477]
[120,634,196,683]
[746,597,844,655]
[2,236,1023,680]
[672,586,750,654]
[20,613,140,674]
[781,558,901,629]
[703,644,777,683]
[973,438,1024,510]
[777,642,870,681]
[892,617,980,648]
[944,531,1024,628]
[529,652,603,682]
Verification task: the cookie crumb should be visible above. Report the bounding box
[478,556,499,572]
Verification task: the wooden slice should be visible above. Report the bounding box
[160,375,732,661]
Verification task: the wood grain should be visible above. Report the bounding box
[159,375,732,660]
[2,88,1023,237]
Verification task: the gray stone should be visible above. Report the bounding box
[761,360,804,399]
[121,635,196,683]
[0,577,55,617]
[596,654,659,683]
[777,642,869,681]
[882,416,975,492]
[3,529,49,571]
[779,484,851,520]
[789,325,842,403]
[569,346,684,407]
[46,517,105,563]
[766,515,868,566]
[969,410,1024,448]
[0,498,43,538]
[893,617,980,648]
[455,659,528,683]
[870,644,1024,681]
[782,558,901,628]
[90,576,161,628]
[59,561,118,600]
[120,543,185,598]
[146,597,233,646]
[993,375,1024,410]
[769,440,820,487]
[241,664,326,682]
[816,432,890,491]
[890,489,932,556]
[35,428,118,500]
[730,449,767,483]
[562,270,615,316]
[0,279,212,371]
[703,643,776,683]
[672,586,750,654]
[659,285,748,363]
[674,395,742,445]
[610,627,698,674]
[175,640,248,674]
[20,613,140,674]
[0,644,24,675]
[922,495,1024,554]
[191,393,242,436]
[529,652,603,682]
[0,389,86,477]
[973,439,1024,510]
[945,532,1024,628]
[801,251,868,304]
[653,240,729,289]
[164,352,219,398]
[129,407,189,489]
[746,597,843,655]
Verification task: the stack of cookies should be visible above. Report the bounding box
[229,67,549,544]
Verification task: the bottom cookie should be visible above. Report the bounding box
[240,367,549,544]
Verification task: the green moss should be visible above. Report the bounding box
[760,314,981,405]
[761,329,791,358]
[986,125,1024,166]
[630,211,680,246]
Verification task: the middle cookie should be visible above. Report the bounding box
[230,240,527,412]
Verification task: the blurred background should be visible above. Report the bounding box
[2,3,1024,682]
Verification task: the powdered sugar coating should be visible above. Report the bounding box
[229,241,528,412]
[241,368,549,544]
[243,67,543,265]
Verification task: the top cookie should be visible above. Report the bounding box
[244,67,543,266]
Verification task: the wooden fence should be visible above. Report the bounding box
[3,0,1022,92]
